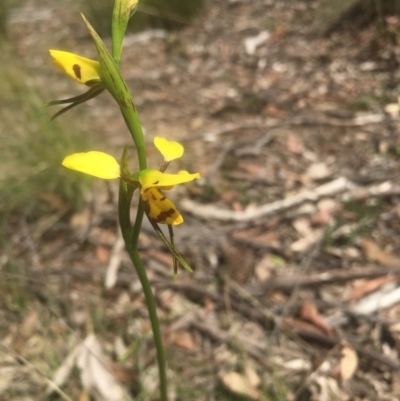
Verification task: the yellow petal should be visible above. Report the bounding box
[49,50,101,86]
[142,187,183,225]
[138,169,200,193]
[62,151,120,179]
[154,137,184,162]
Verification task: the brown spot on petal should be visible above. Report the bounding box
[72,64,82,80]
[153,181,159,185]
[143,199,150,214]
[156,208,176,223]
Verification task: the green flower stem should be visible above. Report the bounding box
[118,180,134,245]
[120,109,147,170]
[118,182,168,401]
[168,225,178,280]
[82,14,147,170]
[131,199,145,248]
[84,10,167,400]
[111,0,130,66]
[128,247,167,401]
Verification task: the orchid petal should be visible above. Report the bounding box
[154,137,184,162]
[49,50,101,86]
[138,169,200,193]
[62,151,120,179]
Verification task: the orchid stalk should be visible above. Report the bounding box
[47,1,199,400]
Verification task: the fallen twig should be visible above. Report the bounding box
[285,325,400,371]
[190,318,270,366]
[181,177,353,223]
[207,139,234,188]
[105,232,125,289]
[246,265,400,296]
[183,113,391,142]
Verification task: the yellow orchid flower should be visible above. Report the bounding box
[154,137,184,162]
[61,148,200,225]
[49,50,101,86]
[138,169,200,225]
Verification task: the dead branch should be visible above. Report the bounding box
[190,319,270,367]
[105,232,125,289]
[289,326,400,371]
[193,114,389,142]
[181,177,353,223]
[182,179,400,224]
[246,266,400,296]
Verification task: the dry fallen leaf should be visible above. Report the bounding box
[384,102,400,117]
[263,104,287,118]
[146,249,174,269]
[287,134,303,154]
[76,334,126,401]
[290,229,322,252]
[315,376,342,401]
[299,301,334,336]
[311,210,332,225]
[348,276,398,301]
[351,282,400,315]
[222,238,255,284]
[340,342,358,382]
[391,370,400,397]
[244,363,261,388]
[293,218,312,236]
[46,343,81,398]
[282,317,327,336]
[241,163,265,175]
[14,311,38,352]
[305,162,332,180]
[96,246,111,264]
[219,371,260,400]
[244,30,270,55]
[362,239,400,266]
[39,192,69,210]
[79,391,91,401]
[70,208,92,229]
[231,201,244,212]
[290,218,322,252]
[173,331,197,350]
